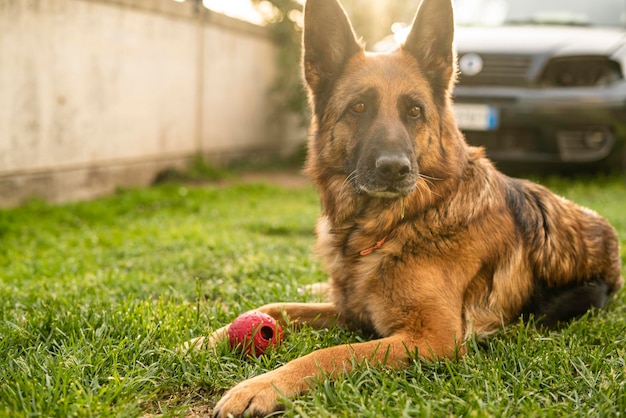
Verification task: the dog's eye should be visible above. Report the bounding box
[408,106,422,119]
[350,102,367,114]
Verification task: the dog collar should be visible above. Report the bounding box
[359,236,387,256]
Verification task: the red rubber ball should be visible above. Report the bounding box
[227,311,283,356]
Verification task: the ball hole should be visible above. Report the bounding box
[260,325,274,340]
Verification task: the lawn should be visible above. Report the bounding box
[0,173,625,417]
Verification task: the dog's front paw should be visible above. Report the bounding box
[212,374,288,418]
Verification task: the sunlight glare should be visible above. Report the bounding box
[202,0,265,25]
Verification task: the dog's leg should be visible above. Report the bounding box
[184,302,339,351]
[256,302,339,329]
[212,329,463,418]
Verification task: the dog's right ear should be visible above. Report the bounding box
[303,0,362,95]
[402,0,456,98]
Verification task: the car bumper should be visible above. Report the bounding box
[453,84,626,166]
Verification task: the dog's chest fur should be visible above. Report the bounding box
[313,162,505,338]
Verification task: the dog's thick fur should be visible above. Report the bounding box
[203,0,623,416]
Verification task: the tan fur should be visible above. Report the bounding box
[204,1,623,416]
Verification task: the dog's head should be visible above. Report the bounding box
[303,0,465,202]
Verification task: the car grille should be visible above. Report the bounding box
[458,54,533,87]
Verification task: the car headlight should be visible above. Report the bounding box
[539,57,623,87]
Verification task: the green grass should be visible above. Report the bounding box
[0,175,625,417]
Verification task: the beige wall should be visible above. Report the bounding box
[0,0,302,207]
[202,15,279,155]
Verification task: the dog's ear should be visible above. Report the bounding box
[402,0,456,95]
[303,0,362,94]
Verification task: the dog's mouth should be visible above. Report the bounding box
[354,170,418,199]
[357,181,416,199]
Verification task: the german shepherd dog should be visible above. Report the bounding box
[203,0,623,416]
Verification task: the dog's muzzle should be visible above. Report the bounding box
[357,153,417,198]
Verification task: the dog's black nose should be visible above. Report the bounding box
[376,154,411,181]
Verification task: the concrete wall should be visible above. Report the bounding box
[0,0,302,207]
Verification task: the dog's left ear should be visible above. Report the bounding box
[403,0,456,95]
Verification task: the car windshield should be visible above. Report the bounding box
[455,0,626,28]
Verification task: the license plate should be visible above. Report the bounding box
[453,103,499,131]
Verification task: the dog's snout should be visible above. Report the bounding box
[376,154,411,181]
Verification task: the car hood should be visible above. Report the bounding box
[455,26,626,56]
